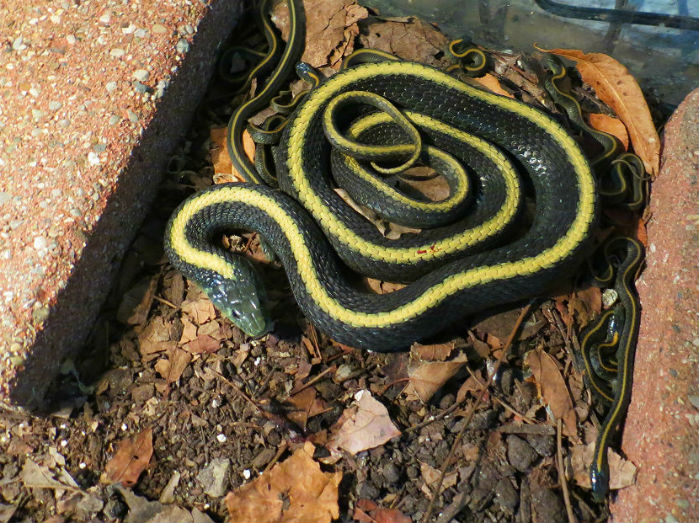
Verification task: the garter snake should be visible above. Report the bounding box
[164,0,649,500]
[165,0,597,350]
[579,237,644,500]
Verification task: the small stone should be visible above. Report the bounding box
[493,477,519,513]
[133,69,149,82]
[31,109,44,121]
[381,463,401,484]
[134,29,147,38]
[105,81,117,92]
[133,81,149,94]
[152,24,167,34]
[196,458,230,498]
[88,151,100,166]
[108,115,120,126]
[506,435,539,472]
[176,38,189,54]
[93,143,106,153]
[33,236,47,250]
[48,101,62,111]
[127,110,139,123]
[12,37,26,51]
[66,35,76,45]
[1,249,10,260]
[99,13,111,24]
[0,192,10,205]
[110,48,125,58]
[32,306,50,324]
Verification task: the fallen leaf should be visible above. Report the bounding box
[570,442,637,490]
[137,316,178,358]
[360,17,449,67]
[524,349,577,437]
[101,428,154,487]
[353,499,412,523]
[20,460,68,490]
[285,387,328,429]
[115,485,215,523]
[538,47,660,176]
[117,276,158,325]
[328,390,401,455]
[419,461,458,496]
[587,113,629,150]
[471,73,514,98]
[183,334,221,354]
[456,374,486,404]
[210,127,232,176]
[411,341,455,361]
[225,441,341,523]
[181,293,217,324]
[404,352,468,403]
[155,348,192,384]
[569,286,602,328]
[273,0,369,69]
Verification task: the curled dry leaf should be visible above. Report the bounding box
[524,349,577,437]
[354,499,412,523]
[404,352,468,403]
[471,73,514,98]
[328,389,401,455]
[285,387,328,429]
[537,47,660,176]
[570,442,636,491]
[101,428,153,487]
[273,0,369,69]
[225,441,341,523]
[419,461,458,497]
[411,340,455,361]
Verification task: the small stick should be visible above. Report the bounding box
[557,418,577,523]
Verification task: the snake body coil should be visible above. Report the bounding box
[166,58,597,351]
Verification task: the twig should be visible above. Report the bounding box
[422,302,534,523]
[288,365,337,395]
[404,402,461,433]
[263,440,288,473]
[464,366,537,423]
[153,295,178,309]
[557,418,577,523]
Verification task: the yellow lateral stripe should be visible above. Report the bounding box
[169,184,594,329]
[341,111,470,212]
[286,61,595,264]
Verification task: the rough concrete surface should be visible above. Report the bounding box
[0,0,243,409]
[611,89,699,523]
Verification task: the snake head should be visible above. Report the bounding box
[201,258,272,338]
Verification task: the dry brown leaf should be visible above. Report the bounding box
[410,341,455,361]
[419,461,458,496]
[225,441,341,523]
[328,389,401,455]
[285,387,328,429]
[101,428,153,487]
[471,73,514,98]
[524,348,577,437]
[183,334,221,354]
[137,316,177,358]
[404,352,468,403]
[538,47,660,176]
[354,499,412,523]
[360,17,449,67]
[570,442,637,491]
[209,126,232,177]
[179,317,198,344]
[117,276,158,325]
[570,286,602,328]
[587,113,629,150]
[181,294,217,324]
[155,348,192,384]
[273,0,368,69]
[456,374,486,404]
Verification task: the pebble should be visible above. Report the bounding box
[152,24,167,34]
[525,433,555,457]
[48,101,62,111]
[133,69,149,82]
[530,487,566,523]
[105,82,117,93]
[33,236,47,251]
[506,435,539,472]
[381,462,401,484]
[493,477,519,513]
[176,38,190,54]
[110,48,125,58]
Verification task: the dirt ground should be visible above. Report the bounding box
[0,1,663,521]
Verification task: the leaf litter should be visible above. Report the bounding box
[0,0,664,521]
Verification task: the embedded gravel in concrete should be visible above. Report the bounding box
[0,0,243,408]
